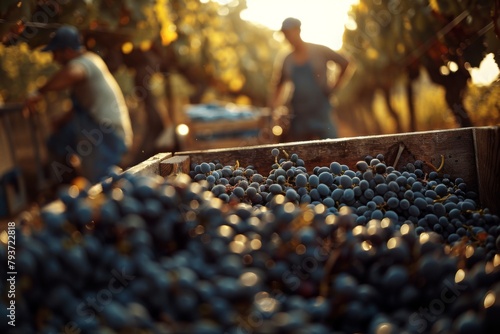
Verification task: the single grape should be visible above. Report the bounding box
[387,197,399,209]
[309,174,320,188]
[317,184,331,197]
[330,161,342,175]
[399,199,410,210]
[295,173,308,188]
[318,172,334,187]
[375,163,387,174]
[340,175,353,189]
[364,188,375,200]
[200,162,211,174]
[343,188,355,202]
[409,205,420,217]
[269,184,283,194]
[285,188,298,201]
[356,160,369,172]
[232,186,245,198]
[331,188,344,202]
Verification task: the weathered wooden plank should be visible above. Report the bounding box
[39,153,174,216]
[123,153,172,176]
[178,127,478,191]
[473,126,500,214]
[159,155,191,176]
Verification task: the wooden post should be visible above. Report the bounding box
[473,126,500,214]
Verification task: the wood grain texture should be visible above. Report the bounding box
[178,127,478,191]
[160,155,191,176]
[473,127,500,214]
[124,153,172,176]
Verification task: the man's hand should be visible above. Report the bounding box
[24,90,43,118]
[26,90,42,103]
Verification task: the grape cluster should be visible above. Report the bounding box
[0,149,499,334]
[191,150,500,261]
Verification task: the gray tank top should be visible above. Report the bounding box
[69,52,133,148]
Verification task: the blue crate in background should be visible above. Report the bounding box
[186,103,257,122]
[180,103,269,150]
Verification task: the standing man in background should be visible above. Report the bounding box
[270,17,350,142]
[25,25,133,184]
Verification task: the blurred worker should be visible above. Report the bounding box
[269,17,350,141]
[25,25,133,184]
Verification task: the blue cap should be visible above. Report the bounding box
[280,17,301,31]
[41,25,83,52]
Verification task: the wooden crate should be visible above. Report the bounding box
[130,126,499,215]
[40,126,499,216]
[177,105,275,151]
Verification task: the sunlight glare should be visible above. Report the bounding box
[469,53,500,86]
[240,0,360,51]
[236,0,497,86]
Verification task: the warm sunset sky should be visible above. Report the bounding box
[239,0,498,86]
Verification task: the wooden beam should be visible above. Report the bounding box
[123,153,172,176]
[473,126,500,214]
[159,155,191,176]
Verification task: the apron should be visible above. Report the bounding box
[286,61,337,141]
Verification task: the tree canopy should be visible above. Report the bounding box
[1,0,499,134]
[340,0,500,131]
[0,0,280,105]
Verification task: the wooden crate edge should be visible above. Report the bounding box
[473,126,500,214]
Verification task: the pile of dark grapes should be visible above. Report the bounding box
[191,150,500,259]
[1,149,499,334]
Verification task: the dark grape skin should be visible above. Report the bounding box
[330,162,343,175]
[356,161,369,172]
[6,149,500,334]
[295,173,308,188]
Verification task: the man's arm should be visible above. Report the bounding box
[38,63,86,94]
[25,62,86,129]
[268,55,288,110]
[327,49,350,92]
[26,62,86,107]
[269,82,285,110]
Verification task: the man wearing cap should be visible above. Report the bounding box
[269,17,350,142]
[26,25,133,184]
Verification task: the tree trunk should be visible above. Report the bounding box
[381,86,403,133]
[424,62,473,128]
[444,68,473,127]
[123,49,167,163]
[406,64,420,132]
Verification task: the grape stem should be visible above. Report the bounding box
[436,155,445,172]
[434,193,451,203]
[424,155,445,172]
[424,162,437,172]
[392,143,405,168]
